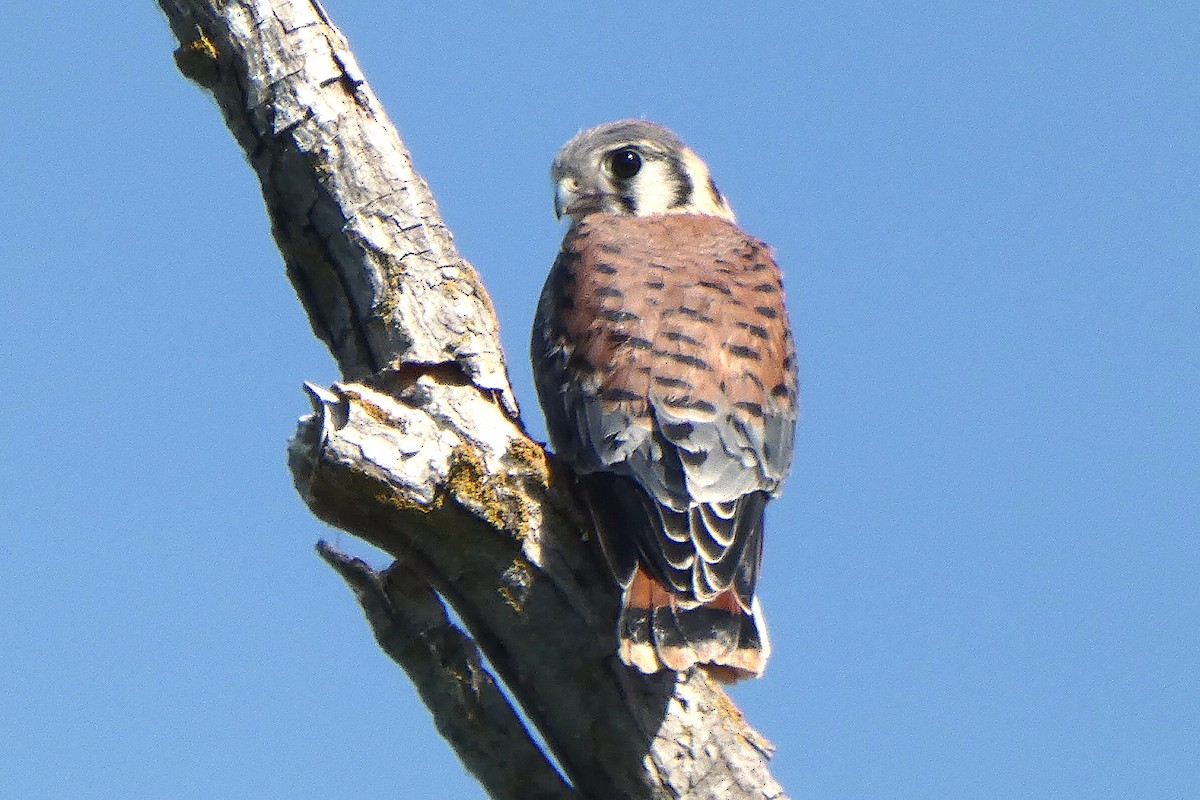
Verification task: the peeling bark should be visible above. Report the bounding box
[158,2,787,798]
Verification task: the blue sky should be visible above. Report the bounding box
[2,3,1197,798]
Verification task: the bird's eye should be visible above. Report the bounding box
[607,148,642,180]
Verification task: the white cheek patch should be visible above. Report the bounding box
[626,152,737,221]
[680,150,736,221]
[629,162,683,216]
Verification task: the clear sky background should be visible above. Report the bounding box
[2,3,1196,798]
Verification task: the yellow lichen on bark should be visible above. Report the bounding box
[444,447,517,532]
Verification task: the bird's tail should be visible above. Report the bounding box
[617,566,770,682]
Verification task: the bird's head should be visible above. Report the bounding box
[551,119,735,223]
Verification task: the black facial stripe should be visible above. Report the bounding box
[667,152,693,208]
[708,175,724,207]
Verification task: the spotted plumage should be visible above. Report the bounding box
[532,120,797,681]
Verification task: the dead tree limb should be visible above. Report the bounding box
[157,2,787,798]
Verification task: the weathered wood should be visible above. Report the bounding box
[159,0,518,418]
[315,540,575,800]
[158,2,787,798]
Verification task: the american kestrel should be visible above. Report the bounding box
[531,120,797,681]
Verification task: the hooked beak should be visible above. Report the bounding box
[553,182,574,220]
[554,181,606,220]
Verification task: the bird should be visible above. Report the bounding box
[531,120,797,681]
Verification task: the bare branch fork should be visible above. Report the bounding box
[157,2,786,798]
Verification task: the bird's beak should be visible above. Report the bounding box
[554,181,605,219]
[553,182,574,220]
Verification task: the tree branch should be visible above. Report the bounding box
[160,0,517,417]
[158,2,786,798]
[315,540,574,800]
